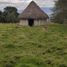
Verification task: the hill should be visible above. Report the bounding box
[0,23,67,67]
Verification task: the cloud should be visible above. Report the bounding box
[0,0,31,3]
[0,0,55,11]
[0,0,54,6]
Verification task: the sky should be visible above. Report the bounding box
[0,0,55,11]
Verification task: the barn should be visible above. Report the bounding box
[19,1,49,26]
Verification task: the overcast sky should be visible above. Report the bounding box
[0,0,55,11]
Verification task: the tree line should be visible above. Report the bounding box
[52,0,67,24]
[0,0,67,24]
[0,6,19,23]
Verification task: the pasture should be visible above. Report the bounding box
[0,23,67,67]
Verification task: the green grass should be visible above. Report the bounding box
[0,23,67,67]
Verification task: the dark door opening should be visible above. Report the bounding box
[28,19,34,26]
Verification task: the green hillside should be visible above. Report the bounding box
[0,23,67,67]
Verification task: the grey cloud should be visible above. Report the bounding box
[0,0,55,12]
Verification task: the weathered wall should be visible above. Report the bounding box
[19,19,47,26]
[19,20,28,26]
[34,20,47,26]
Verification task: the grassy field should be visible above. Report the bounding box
[0,23,67,67]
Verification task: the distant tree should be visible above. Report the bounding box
[0,11,3,22]
[3,6,19,23]
[52,0,67,24]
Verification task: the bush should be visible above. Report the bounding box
[4,62,14,67]
[5,44,15,48]
[59,64,67,67]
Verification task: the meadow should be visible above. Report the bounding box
[0,23,67,67]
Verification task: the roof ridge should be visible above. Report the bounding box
[19,1,49,19]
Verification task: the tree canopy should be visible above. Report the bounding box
[0,6,19,23]
[52,0,67,23]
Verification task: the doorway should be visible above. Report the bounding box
[28,19,34,26]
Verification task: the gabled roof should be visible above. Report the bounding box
[19,1,49,19]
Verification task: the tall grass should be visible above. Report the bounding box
[0,23,67,67]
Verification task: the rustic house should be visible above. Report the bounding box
[19,1,49,26]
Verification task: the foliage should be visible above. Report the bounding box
[0,6,19,23]
[52,0,67,23]
[0,11,3,22]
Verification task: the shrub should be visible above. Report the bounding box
[4,62,14,67]
[5,44,15,48]
[59,64,67,67]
